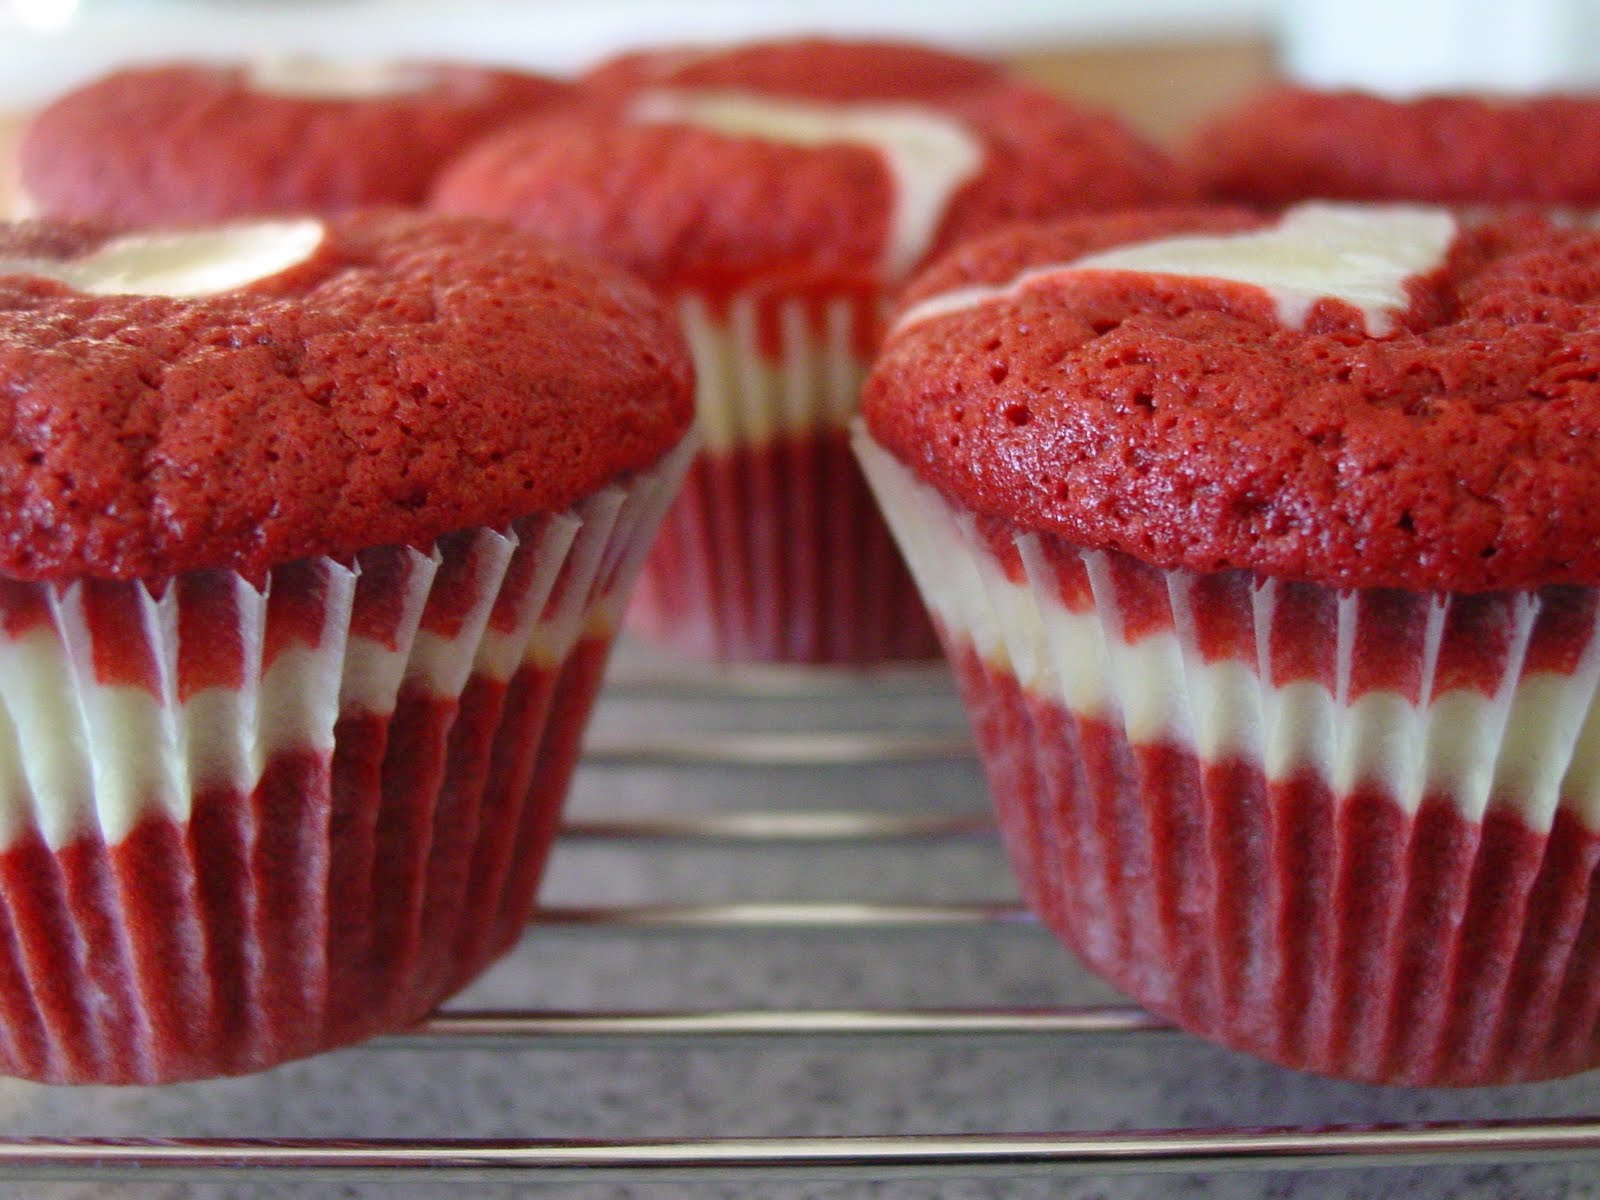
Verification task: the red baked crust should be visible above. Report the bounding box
[21,63,572,224]
[864,207,1600,592]
[430,40,1188,294]
[1189,86,1600,206]
[0,212,693,582]
[580,38,1005,103]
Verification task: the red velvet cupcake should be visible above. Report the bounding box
[857,202,1600,1085]
[0,211,693,1083]
[1189,86,1600,206]
[433,38,1189,663]
[19,60,571,224]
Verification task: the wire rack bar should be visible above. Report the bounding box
[387,1005,1173,1049]
[17,669,1593,1189]
[602,660,955,699]
[560,811,995,842]
[582,731,973,766]
[535,902,1035,930]
[4,1120,1600,1185]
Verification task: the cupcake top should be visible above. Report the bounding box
[1189,86,1600,207]
[580,38,1005,102]
[20,61,572,224]
[0,212,694,582]
[431,38,1187,295]
[865,202,1600,593]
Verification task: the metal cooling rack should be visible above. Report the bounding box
[3,657,1600,1191]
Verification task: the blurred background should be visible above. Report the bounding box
[0,0,1275,136]
[0,0,1292,217]
[14,1,1599,160]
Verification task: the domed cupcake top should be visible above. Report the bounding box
[431,39,1186,294]
[580,38,1005,103]
[0,212,694,582]
[20,62,572,224]
[865,203,1600,592]
[1189,86,1600,206]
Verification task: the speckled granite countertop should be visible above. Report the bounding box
[0,646,1594,1200]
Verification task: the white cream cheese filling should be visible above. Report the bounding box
[5,185,36,222]
[0,219,326,298]
[247,57,435,100]
[854,429,1600,833]
[631,89,983,279]
[893,202,1459,337]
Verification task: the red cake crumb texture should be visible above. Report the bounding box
[1189,86,1600,206]
[0,212,694,582]
[431,39,1189,296]
[21,63,572,224]
[866,207,1600,593]
[581,38,1005,102]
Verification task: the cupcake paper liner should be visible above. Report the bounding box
[628,291,939,663]
[0,435,692,1084]
[857,427,1600,1085]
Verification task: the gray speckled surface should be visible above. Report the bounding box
[0,645,1596,1199]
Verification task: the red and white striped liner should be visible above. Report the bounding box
[0,434,692,1084]
[857,427,1600,1085]
[629,291,938,663]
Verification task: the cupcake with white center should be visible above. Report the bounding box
[0,212,694,1083]
[858,201,1600,1085]
[432,38,1189,664]
[19,60,571,224]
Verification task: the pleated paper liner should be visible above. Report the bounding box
[0,435,691,1084]
[628,290,939,663]
[857,428,1600,1086]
